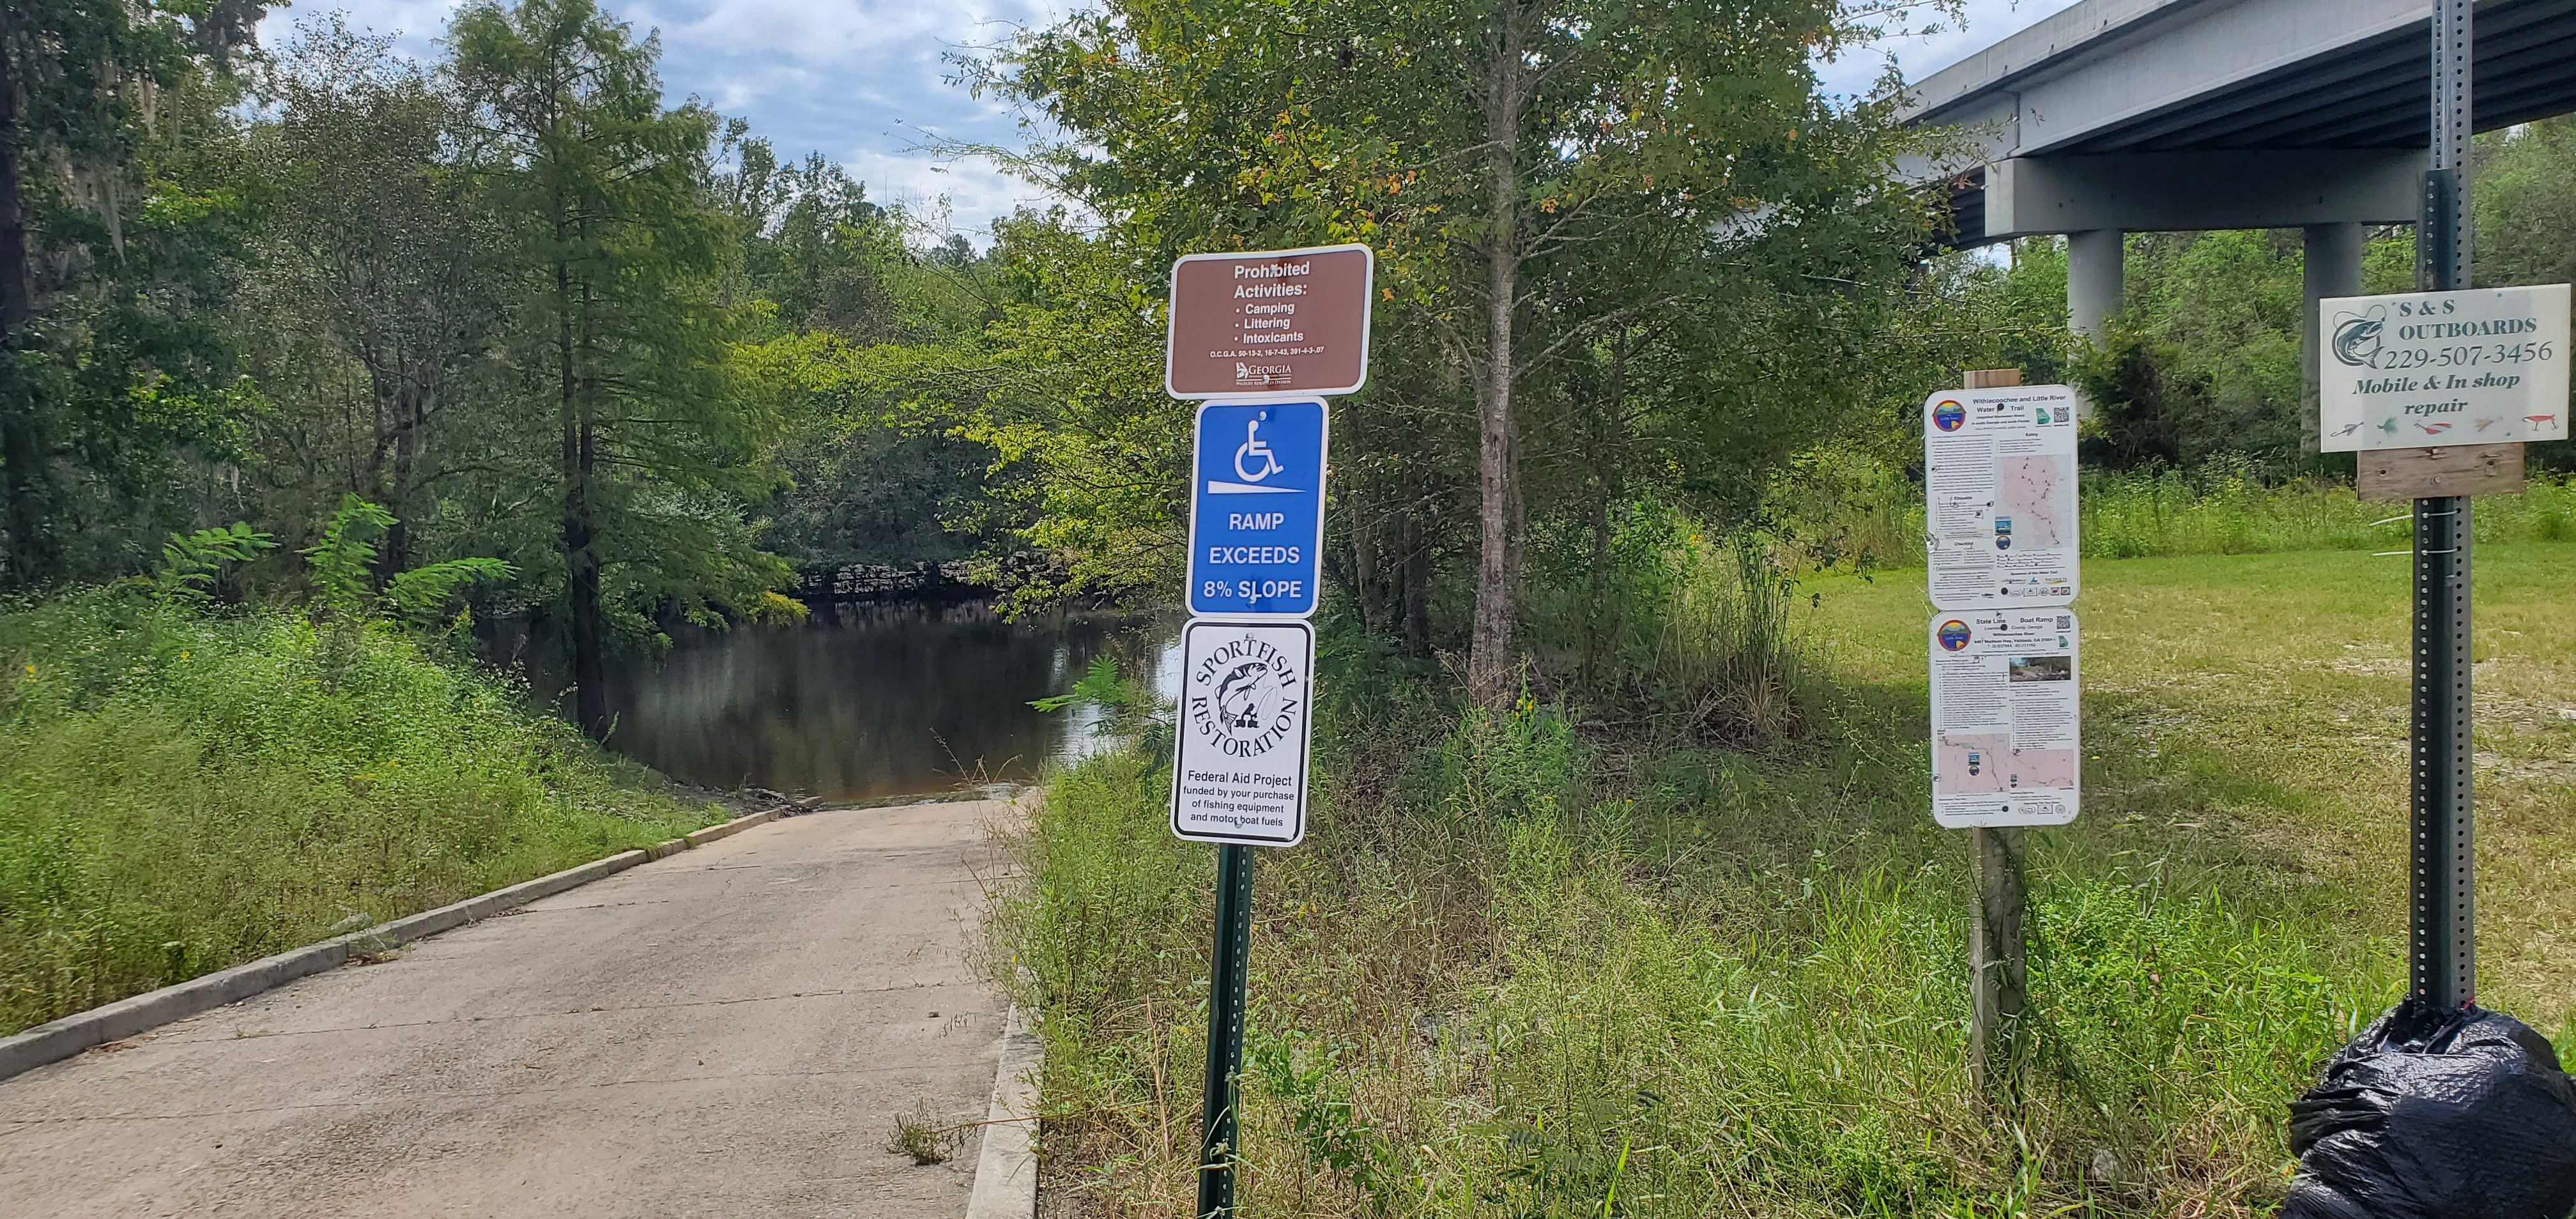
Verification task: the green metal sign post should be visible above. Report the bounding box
[2412,0,2478,1013]
[1196,843,1256,1216]
[1164,246,1371,1217]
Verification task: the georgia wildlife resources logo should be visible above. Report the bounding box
[1932,398,1967,432]
[1188,632,1304,758]
[2331,306,2385,367]
[1937,620,1972,651]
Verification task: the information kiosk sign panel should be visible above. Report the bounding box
[1186,399,1328,617]
[1924,385,2080,610]
[1929,608,2081,828]
[1170,618,1314,847]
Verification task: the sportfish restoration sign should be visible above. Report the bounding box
[2320,284,2572,450]
[1170,619,1314,847]
[1166,245,1373,399]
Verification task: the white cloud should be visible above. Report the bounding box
[259,0,1069,245]
[1816,0,2084,99]
[263,0,2069,247]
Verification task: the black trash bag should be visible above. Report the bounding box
[2287,999,2576,1219]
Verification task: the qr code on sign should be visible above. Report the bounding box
[2057,616,2071,629]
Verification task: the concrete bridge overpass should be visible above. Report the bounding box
[1899,0,2576,417]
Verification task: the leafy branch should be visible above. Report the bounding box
[154,523,279,605]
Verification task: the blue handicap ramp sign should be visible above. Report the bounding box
[1188,399,1328,617]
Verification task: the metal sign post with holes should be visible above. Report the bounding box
[2320,1,2575,1013]
[2416,0,2481,1013]
[1164,244,1372,1219]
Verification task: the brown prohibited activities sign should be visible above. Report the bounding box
[1166,244,1374,399]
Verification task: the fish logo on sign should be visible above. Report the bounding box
[1190,632,1303,759]
[1210,661,1294,751]
[1208,414,1300,495]
[2332,308,2385,367]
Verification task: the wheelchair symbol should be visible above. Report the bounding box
[1234,417,1284,483]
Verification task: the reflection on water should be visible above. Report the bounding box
[604,602,1177,801]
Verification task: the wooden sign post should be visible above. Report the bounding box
[1960,367,2030,1099]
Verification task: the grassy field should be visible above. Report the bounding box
[993,537,2576,1217]
[0,593,721,1036]
[1775,459,2576,570]
[1813,542,2576,1026]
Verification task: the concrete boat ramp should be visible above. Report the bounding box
[0,799,1027,1218]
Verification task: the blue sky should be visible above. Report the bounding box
[263,0,2081,244]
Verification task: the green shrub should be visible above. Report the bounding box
[0,590,712,1034]
[1522,505,1818,744]
[1438,699,1588,823]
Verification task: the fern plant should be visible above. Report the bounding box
[302,494,516,626]
[1032,655,1174,763]
[153,523,277,605]
[302,496,398,620]
[385,558,517,626]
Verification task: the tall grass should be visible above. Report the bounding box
[0,591,715,1035]
[992,732,2388,1217]
[2082,464,2576,558]
[1768,454,2576,569]
[1522,509,1817,745]
[990,553,2398,1219]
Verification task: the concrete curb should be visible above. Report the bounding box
[967,1004,1043,1219]
[0,805,789,1084]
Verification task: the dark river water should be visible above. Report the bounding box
[601,603,1178,801]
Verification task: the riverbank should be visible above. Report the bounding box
[0,592,723,1037]
[987,542,2576,1216]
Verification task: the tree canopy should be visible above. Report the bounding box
[7,0,2571,729]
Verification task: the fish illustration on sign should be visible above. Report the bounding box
[2417,421,2454,435]
[2527,413,2561,427]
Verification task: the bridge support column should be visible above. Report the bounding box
[2067,229,2124,341]
[2302,222,2366,452]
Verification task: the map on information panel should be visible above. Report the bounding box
[1929,609,2080,828]
[1924,385,2080,610]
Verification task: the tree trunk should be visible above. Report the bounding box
[1467,6,1524,707]
[565,423,606,739]
[1349,502,1379,634]
[1583,330,1628,684]
[0,38,54,586]
[0,49,26,338]
[1402,514,1431,657]
[379,383,422,578]
[558,260,609,740]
